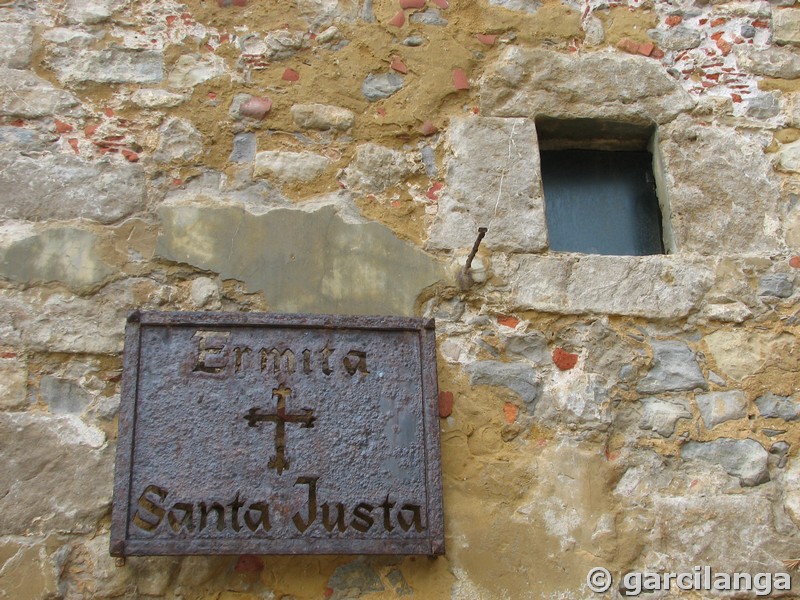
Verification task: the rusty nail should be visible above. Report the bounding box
[465,227,488,272]
[458,227,488,290]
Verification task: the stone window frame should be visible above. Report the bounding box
[425,48,784,319]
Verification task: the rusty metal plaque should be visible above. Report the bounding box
[111,312,444,556]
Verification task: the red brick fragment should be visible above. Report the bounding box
[710,31,724,41]
[9,120,24,127]
[716,38,732,55]
[731,93,742,102]
[400,0,426,7]
[85,124,99,137]
[104,107,114,117]
[752,19,769,28]
[552,348,578,371]
[651,48,665,59]
[665,15,682,26]
[166,15,177,24]
[431,0,448,7]
[638,42,655,56]
[388,10,405,26]
[452,68,469,90]
[376,107,387,117]
[790,256,800,269]
[282,68,300,81]
[234,555,264,573]
[699,18,708,25]
[0,352,17,358]
[121,149,139,162]
[54,119,73,134]
[497,315,520,329]
[438,391,454,418]
[67,138,79,154]
[419,120,438,136]
[390,56,408,74]
[616,37,640,55]
[240,96,273,119]
[503,402,518,423]
[426,181,442,199]
[710,17,726,27]
[476,33,497,45]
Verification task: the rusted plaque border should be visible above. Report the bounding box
[111,311,444,557]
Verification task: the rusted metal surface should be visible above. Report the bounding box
[111,311,444,557]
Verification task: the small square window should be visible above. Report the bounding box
[537,119,665,256]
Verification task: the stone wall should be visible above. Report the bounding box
[1,0,800,598]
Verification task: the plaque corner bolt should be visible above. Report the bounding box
[127,310,141,323]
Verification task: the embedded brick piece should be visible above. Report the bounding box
[427,117,547,253]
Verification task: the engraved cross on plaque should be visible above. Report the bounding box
[244,385,315,475]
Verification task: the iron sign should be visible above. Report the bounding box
[111,311,444,556]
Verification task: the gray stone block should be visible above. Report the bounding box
[39,376,92,415]
[639,397,691,437]
[759,274,793,298]
[51,48,164,85]
[658,116,783,254]
[427,117,547,253]
[0,412,112,534]
[755,393,800,421]
[0,227,113,291]
[0,152,146,224]
[681,438,769,486]
[0,68,82,119]
[0,22,33,68]
[480,47,694,124]
[466,360,540,409]
[696,391,747,428]
[638,340,706,394]
[361,73,404,101]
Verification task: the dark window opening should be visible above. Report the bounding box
[537,118,665,256]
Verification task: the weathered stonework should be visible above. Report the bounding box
[427,117,546,254]
[658,117,784,254]
[480,47,695,124]
[0,153,146,224]
[507,254,713,318]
